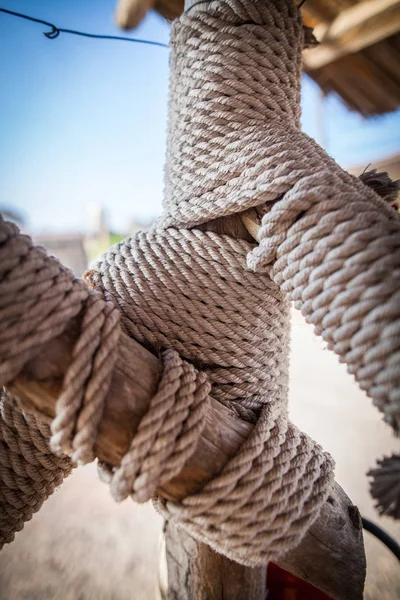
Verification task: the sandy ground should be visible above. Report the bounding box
[0,310,399,599]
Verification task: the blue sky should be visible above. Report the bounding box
[1,0,400,233]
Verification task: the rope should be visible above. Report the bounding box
[163,0,304,228]
[88,227,334,566]
[0,0,399,566]
[0,218,211,548]
[0,216,120,547]
[0,217,120,465]
[0,391,72,547]
[162,0,400,522]
[247,149,400,433]
[102,349,211,504]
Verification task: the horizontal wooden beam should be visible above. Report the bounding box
[304,0,400,70]
[115,0,184,29]
[9,318,251,502]
[115,0,400,76]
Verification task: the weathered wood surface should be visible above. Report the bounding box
[279,481,366,600]
[116,0,184,28]
[163,524,267,600]
[160,482,365,600]
[9,316,251,503]
[303,0,400,70]
[6,212,366,600]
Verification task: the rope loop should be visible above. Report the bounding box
[108,349,211,503]
[91,226,334,565]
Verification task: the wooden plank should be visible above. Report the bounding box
[115,0,184,28]
[304,0,400,70]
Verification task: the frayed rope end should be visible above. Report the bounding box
[360,169,400,204]
[368,454,400,519]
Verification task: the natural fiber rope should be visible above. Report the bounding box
[247,167,400,432]
[0,217,211,548]
[88,227,334,566]
[0,217,120,465]
[0,216,120,547]
[0,0,398,563]
[163,0,303,227]
[0,390,72,546]
[102,349,211,504]
[163,0,400,514]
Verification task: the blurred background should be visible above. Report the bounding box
[0,0,400,598]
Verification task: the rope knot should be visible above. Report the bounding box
[92,227,334,565]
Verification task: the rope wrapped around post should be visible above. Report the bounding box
[0,391,72,547]
[163,0,400,513]
[0,218,211,547]
[88,227,334,566]
[0,0,398,574]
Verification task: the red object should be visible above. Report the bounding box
[266,563,333,600]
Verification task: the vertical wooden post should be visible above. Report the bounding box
[159,225,266,597]
[164,523,266,600]
[158,1,269,597]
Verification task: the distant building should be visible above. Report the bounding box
[29,204,155,277]
[87,203,108,237]
[34,233,88,277]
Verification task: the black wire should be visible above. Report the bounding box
[298,0,307,7]
[362,517,400,561]
[184,0,214,14]
[0,8,168,48]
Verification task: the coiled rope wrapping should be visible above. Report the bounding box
[0,391,72,546]
[89,228,334,566]
[248,170,400,430]
[164,0,303,227]
[0,217,211,547]
[163,0,400,510]
[0,0,398,563]
[0,218,121,465]
[0,216,120,547]
[103,349,211,504]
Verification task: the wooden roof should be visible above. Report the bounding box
[302,0,400,116]
[118,0,400,116]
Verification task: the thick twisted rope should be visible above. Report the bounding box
[1,0,398,565]
[247,167,400,432]
[0,216,118,546]
[0,216,210,547]
[163,0,400,513]
[89,227,334,566]
[101,349,211,503]
[0,217,120,464]
[0,390,72,546]
[163,0,303,228]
